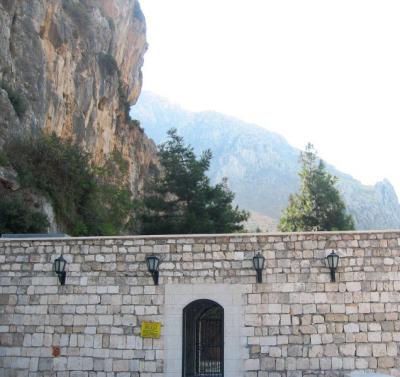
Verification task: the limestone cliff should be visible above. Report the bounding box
[0,0,157,197]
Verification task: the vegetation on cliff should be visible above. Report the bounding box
[278,144,355,232]
[0,81,27,118]
[0,193,49,235]
[139,129,249,234]
[0,131,248,236]
[2,134,133,236]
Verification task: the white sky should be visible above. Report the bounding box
[139,0,400,197]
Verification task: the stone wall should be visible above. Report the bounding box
[0,231,400,377]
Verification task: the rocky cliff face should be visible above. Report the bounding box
[0,0,157,195]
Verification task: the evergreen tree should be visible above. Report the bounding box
[278,144,355,232]
[139,129,249,234]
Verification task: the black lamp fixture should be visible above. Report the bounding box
[54,255,67,285]
[146,255,160,285]
[326,250,339,282]
[252,252,265,283]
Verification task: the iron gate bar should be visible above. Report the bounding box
[183,299,224,377]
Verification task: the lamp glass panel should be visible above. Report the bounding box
[327,252,339,269]
[253,254,265,270]
[259,255,265,269]
[54,256,66,273]
[146,256,159,272]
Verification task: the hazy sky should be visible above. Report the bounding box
[139,0,400,197]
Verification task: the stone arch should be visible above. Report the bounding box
[182,299,224,377]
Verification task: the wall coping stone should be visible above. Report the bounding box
[1,229,400,242]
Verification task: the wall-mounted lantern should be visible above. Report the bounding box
[54,255,67,285]
[326,250,339,282]
[252,252,265,283]
[146,255,160,285]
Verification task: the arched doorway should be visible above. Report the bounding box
[182,299,224,377]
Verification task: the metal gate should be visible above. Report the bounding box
[183,300,224,377]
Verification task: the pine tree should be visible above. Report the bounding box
[139,129,249,234]
[278,144,355,232]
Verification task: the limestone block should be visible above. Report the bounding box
[303,241,318,249]
[299,325,316,334]
[269,347,281,357]
[346,282,361,292]
[67,357,94,371]
[268,304,282,313]
[355,358,368,369]
[248,294,261,304]
[332,357,343,369]
[356,343,371,357]
[371,303,385,313]
[309,345,323,358]
[277,335,288,345]
[339,343,356,356]
[310,334,321,345]
[367,332,382,342]
[372,343,387,357]
[274,242,285,251]
[331,304,345,313]
[32,333,44,347]
[287,345,303,357]
[314,292,328,304]
[298,293,314,304]
[377,356,395,368]
[342,357,355,370]
[296,357,309,370]
[307,358,319,370]
[244,358,260,371]
[358,302,371,313]
[113,359,130,372]
[303,304,316,314]
[280,315,291,326]
[344,323,360,333]
[325,313,348,322]
[324,343,339,357]
[263,314,280,326]
[260,336,277,346]
[386,342,397,356]
[320,357,332,370]
[38,358,53,371]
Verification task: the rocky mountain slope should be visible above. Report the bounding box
[132,92,400,230]
[0,0,158,199]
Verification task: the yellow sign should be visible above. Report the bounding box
[141,322,161,338]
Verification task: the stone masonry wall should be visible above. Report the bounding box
[0,231,400,377]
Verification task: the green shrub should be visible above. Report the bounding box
[0,193,49,235]
[98,53,118,76]
[1,82,27,118]
[129,118,143,132]
[0,150,9,166]
[5,134,134,236]
[117,75,141,127]
[110,150,129,175]
[82,182,132,235]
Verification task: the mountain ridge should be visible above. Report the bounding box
[131,91,400,230]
